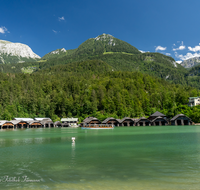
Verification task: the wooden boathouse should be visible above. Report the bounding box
[148,111,167,121]
[102,117,120,126]
[40,120,54,128]
[170,114,193,125]
[28,121,42,128]
[81,117,101,126]
[54,121,62,127]
[135,117,151,126]
[120,117,135,126]
[151,116,168,126]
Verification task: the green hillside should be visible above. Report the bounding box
[0,59,200,123]
[1,33,200,89]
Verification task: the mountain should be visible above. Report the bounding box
[180,57,200,68]
[0,40,40,64]
[0,34,191,86]
[38,34,186,84]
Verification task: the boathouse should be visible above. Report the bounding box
[170,114,193,125]
[120,117,135,126]
[61,118,78,126]
[28,121,42,128]
[0,121,14,129]
[40,120,54,128]
[151,116,168,126]
[81,117,101,127]
[148,111,167,121]
[135,117,151,126]
[83,117,101,124]
[54,121,62,127]
[102,117,120,126]
[11,120,29,129]
[62,122,69,127]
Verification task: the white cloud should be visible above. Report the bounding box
[52,30,57,34]
[188,44,200,52]
[58,16,65,21]
[175,52,200,61]
[172,41,185,51]
[176,61,182,64]
[155,46,167,51]
[139,50,145,53]
[0,26,9,34]
[166,53,171,56]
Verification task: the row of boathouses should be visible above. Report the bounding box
[81,111,193,127]
[0,112,194,129]
[0,117,79,129]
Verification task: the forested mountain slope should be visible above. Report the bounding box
[0,34,189,86]
[0,60,200,122]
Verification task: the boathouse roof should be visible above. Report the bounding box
[151,116,167,123]
[120,117,135,123]
[135,117,150,123]
[34,118,52,121]
[171,114,191,121]
[116,119,121,123]
[102,117,119,124]
[83,117,98,123]
[10,120,22,125]
[61,118,78,122]
[150,111,166,117]
[54,121,62,125]
[40,120,54,125]
[13,118,34,121]
[0,120,8,125]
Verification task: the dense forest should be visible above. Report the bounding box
[0,60,200,123]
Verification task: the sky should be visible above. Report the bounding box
[1,0,200,63]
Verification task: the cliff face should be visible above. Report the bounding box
[180,57,200,68]
[0,40,40,64]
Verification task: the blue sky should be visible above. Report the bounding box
[1,0,200,62]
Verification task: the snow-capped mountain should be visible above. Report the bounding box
[0,40,40,64]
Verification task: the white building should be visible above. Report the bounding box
[61,118,78,126]
[188,97,200,107]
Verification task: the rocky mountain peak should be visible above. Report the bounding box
[94,33,116,46]
[0,40,40,59]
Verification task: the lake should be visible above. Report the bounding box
[0,126,200,189]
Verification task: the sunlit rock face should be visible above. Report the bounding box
[0,40,40,59]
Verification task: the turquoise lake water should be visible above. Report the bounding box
[0,126,200,189]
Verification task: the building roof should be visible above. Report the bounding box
[40,120,54,125]
[61,118,78,122]
[0,120,8,125]
[135,117,150,123]
[170,114,191,121]
[13,118,34,121]
[189,97,200,99]
[54,121,62,125]
[27,120,42,125]
[116,119,121,123]
[83,117,100,123]
[150,111,166,117]
[120,117,135,123]
[34,118,52,121]
[102,117,119,124]
[10,120,22,125]
[151,116,167,123]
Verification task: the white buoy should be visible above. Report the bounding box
[72,137,75,142]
